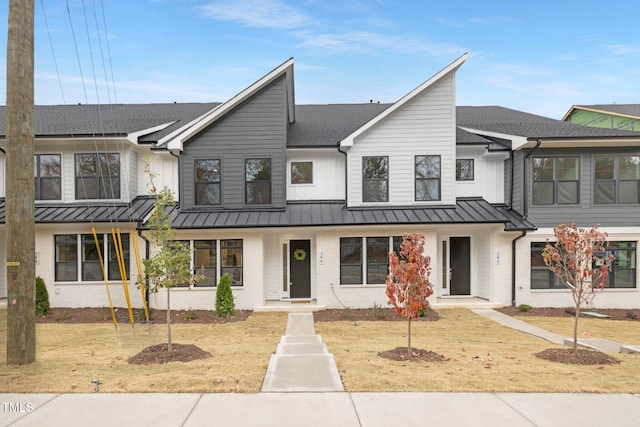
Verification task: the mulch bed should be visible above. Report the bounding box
[36,307,251,324]
[535,348,620,365]
[497,306,640,321]
[313,307,439,322]
[127,343,212,365]
[378,347,447,362]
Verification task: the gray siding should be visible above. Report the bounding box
[180,77,287,210]
[522,147,640,227]
[511,151,524,214]
[503,158,511,208]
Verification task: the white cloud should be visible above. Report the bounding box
[197,0,309,29]
[603,44,640,56]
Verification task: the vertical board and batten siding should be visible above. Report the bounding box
[180,77,287,210]
[523,147,640,227]
[503,158,511,208]
[455,146,508,204]
[510,151,524,214]
[125,147,138,202]
[136,148,179,196]
[286,149,345,201]
[347,74,457,207]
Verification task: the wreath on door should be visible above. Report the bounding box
[293,248,307,261]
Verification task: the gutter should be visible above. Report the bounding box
[522,139,542,218]
[511,230,527,306]
[336,142,348,208]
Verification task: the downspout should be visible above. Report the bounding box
[337,141,348,207]
[509,149,514,208]
[137,229,151,310]
[522,139,542,218]
[511,230,527,306]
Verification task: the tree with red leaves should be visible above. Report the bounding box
[542,224,613,353]
[386,233,433,356]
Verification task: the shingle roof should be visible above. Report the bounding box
[574,104,640,118]
[288,103,392,147]
[0,196,155,224]
[162,198,535,231]
[0,103,220,142]
[457,106,640,139]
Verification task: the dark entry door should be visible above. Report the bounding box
[450,237,470,296]
[289,240,311,299]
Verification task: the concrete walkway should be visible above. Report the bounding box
[261,312,343,392]
[472,308,640,354]
[2,392,640,426]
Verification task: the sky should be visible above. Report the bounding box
[0,0,639,119]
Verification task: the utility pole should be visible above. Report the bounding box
[5,0,35,364]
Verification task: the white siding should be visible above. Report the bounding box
[456,146,508,203]
[136,148,179,196]
[346,75,457,207]
[286,149,345,201]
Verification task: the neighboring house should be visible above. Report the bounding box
[1,56,639,310]
[563,104,640,131]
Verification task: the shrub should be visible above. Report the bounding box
[373,302,386,319]
[35,276,50,316]
[518,304,532,312]
[183,308,198,321]
[215,274,235,317]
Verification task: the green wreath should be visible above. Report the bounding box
[293,248,307,261]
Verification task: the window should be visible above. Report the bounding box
[531,241,637,289]
[75,153,120,199]
[195,159,221,205]
[600,242,636,288]
[245,159,271,204]
[340,238,362,284]
[456,159,474,181]
[532,157,579,205]
[362,156,388,202]
[221,239,243,286]
[340,236,402,285]
[594,156,640,204]
[35,154,61,200]
[193,240,217,286]
[291,162,313,184]
[415,155,440,201]
[55,233,129,282]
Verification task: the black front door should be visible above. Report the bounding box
[289,240,311,299]
[450,237,470,296]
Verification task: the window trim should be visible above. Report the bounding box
[415,155,441,201]
[531,156,580,206]
[362,156,389,203]
[35,153,62,201]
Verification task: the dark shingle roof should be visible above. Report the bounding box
[0,196,155,224]
[163,198,534,231]
[574,104,640,118]
[288,103,392,147]
[0,103,220,142]
[457,106,640,139]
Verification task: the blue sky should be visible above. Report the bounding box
[1,0,639,119]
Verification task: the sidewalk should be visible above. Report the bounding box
[2,392,640,426]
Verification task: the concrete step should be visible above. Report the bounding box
[262,354,344,392]
[276,342,328,355]
[284,312,316,336]
[280,335,322,344]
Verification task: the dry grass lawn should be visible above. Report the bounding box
[315,308,640,393]
[510,315,640,344]
[0,312,287,393]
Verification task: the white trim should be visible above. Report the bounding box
[340,53,468,148]
[166,58,295,151]
[458,126,529,150]
[126,121,175,144]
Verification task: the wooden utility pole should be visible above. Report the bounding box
[5,0,35,364]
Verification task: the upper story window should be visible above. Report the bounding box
[594,156,640,204]
[75,153,120,200]
[195,159,221,205]
[415,155,440,201]
[532,157,579,205]
[35,154,61,200]
[245,158,271,204]
[291,161,313,184]
[362,156,388,202]
[456,159,474,181]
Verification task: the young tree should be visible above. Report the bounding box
[142,164,201,351]
[542,223,613,353]
[386,233,433,356]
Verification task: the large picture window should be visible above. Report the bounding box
[245,159,271,204]
[195,159,221,205]
[594,156,640,204]
[55,233,129,282]
[340,236,402,285]
[532,157,579,205]
[35,154,61,200]
[75,153,120,200]
[362,156,388,202]
[415,155,440,201]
